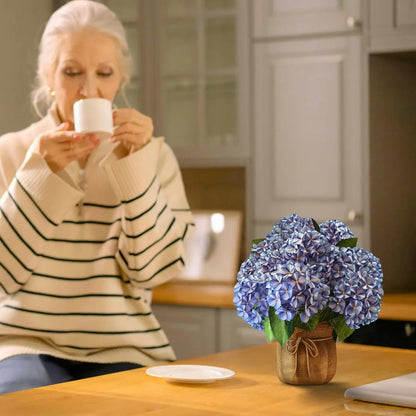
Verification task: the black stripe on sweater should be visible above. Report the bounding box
[15,170,156,222]
[120,255,184,283]
[32,272,125,281]
[122,204,168,238]
[0,257,26,286]
[7,189,121,242]
[0,321,161,335]
[2,209,119,263]
[40,341,173,352]
[0,280,11,295]
[0,236,33,272]
[124,217,176,258]
[129,237,181,261]
[124,186,162,222]
[121,175,157,204]
[1,207,117,263]
[62,185,161,224]
[119,237,182,273]
[3,305,152,317]
[2,217,116,262]
[20,289,141,300]
[63,218,121,225]
[81,201,121,209]
[15,178,58,226]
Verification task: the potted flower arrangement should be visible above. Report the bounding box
[233,214,383,385]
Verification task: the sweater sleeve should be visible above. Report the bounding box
[0,153,84,295]
[101,137,194,289]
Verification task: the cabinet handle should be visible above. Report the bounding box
[346,16,361,29]
[347,210,363,223]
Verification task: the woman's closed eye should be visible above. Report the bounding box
[97,68,114,77]
[63,67,81,77]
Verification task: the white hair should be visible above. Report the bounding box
[31,0,132,117]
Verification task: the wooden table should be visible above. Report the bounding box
[0,343,415,415]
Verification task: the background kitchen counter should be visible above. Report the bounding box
[152,282,416,359]
[153,281,416,319]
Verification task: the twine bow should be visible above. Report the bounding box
[286,335,333,377]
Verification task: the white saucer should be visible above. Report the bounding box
[145,364,235,384]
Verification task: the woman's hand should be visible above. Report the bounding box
[111,108,153,157]
[31,122,100,173]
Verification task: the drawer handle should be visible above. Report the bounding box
[346,16,361,29]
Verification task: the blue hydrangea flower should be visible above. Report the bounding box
[233,214,384,334]
[327,247,383,329]
[319,219,355,245]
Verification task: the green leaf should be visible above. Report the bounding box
[319,306,339,323]
[336,237,358,248]
[301,312,320,332]
[269,307,294,346]
[263,317,274,342]
[292,310,319,332]
[292,312,302,329]
[312,218,321,233]
[330,315,355,341]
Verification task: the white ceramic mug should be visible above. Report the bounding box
[73,98,113,140]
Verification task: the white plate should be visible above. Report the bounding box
[145,364,235,384]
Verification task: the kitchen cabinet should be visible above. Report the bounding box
[109,0,250,165]
[253,35,366,245]
[152,304,267,360]
[253,0,362,39]
[252,1,368,248]
[368,0,416,52]
[152,304,217,360]
[218,308,267,352]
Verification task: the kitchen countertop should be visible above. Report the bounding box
[153,281,416,321]
[152,280,235,308]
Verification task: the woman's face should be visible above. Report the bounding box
[48,28,123,126]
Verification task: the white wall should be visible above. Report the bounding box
[0,0,52,135]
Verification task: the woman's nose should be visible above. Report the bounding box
[79,75,99,98]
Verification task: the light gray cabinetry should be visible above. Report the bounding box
[152,304,217,360]
[218,308,267,352]
[253,0,362,38]
[152,304,267,360]
[253,35,366,244]
[107,0,250,165]
[368,0,416,52]
[252,2,368,248]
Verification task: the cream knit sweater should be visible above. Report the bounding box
[0,109,193,366]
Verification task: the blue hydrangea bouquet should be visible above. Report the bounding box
[233,214,384,346]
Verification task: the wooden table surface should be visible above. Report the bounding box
[1,343,415,415]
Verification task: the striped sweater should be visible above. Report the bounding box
[0,109,193,366]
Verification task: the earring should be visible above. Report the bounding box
[47,87,55,98]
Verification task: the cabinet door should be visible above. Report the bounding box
[253,35,367,246]
[396,0,416,26]
[153,0,250,164]
[369,0,416,52]
[152,304,216,360]
[219,309,267,351]
[253,0,362,38]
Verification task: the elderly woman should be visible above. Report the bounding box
[0,0,193,394]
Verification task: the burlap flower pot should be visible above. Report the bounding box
[276,322,337,385]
